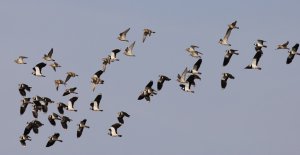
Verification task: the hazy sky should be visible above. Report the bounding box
[1,0,300,155]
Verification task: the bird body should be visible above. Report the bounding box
[143,28,155,43]
[32,62,47,77]
[15,56,28,64]
[118,28,130,42]
[223,49,239,66]
[108,123,122,137]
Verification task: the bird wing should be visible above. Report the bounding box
[112,123,122,130]
[252,51,262,66]
[157,80,164,91]
[94,70,104,78]
[223,51,232,66]
[282,41,289,46]
[223,27,232,41]
[94,94,102,104]
[77,127,83,138]
[48,48,53,57]
[286,53,295,64]
[118,117,124,124]
[48,115,56,126]
[193,58,202,71]
[221,79,227,89]
[291,43,299,53]
[145,80,153,88]
[65,75,71,83]
[19,89,26,97]
[121,28,130,35]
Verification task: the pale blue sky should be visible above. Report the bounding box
[1,0,300,154]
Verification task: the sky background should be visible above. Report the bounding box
[1,0,300,154]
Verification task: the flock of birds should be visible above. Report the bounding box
[15,21,299,147]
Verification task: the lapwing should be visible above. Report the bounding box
[102,56,111,71]
[179,74,201,93]
[189,58,202,75]
[143,28,155,43]
[186,45,203,58]
[66,96,78,112]
[276,41,289,50]
[117,111,130,124]
[118,28,130,42]
[221,73,235,89]
[49,62,61,72]
[110,49,121,62]
[219,21,238,46]
[18,83,31,97]
[60,116,72,129]
[108,123,122,137]
[54,79,66,91]
[177,67,188,83]
[46,133,62,147]
[223,49,239,66]
[63,87,78,96]
[48,113,61,126]
[90,93,103,111]
[65,72,78,83]
[15,56,28,64]
[77,119,89,138]
[43,48,55,61]
[19,135,31,147]
[245,51,263,70]
[32,62,46,77]
[20,98,31,115]
[157,75,171,91]
[124,41,136,56]
[286,43,299,64]
[138,80,157,102]
[91,70,104,92]
[57,102,68,114]
[23,120,44,136]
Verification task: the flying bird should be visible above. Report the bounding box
[19,135,31,147]
[66,96,78,112]
[124,41,136,56]
[23,120,44,136]
[157,75,171,91]
[54,79,66,91]
[90,93,103,111]
[18,83,31,97]
[102,56,111,71]
[186,45,203,58]
[219,21,238,46]
[223,49,239,66]
[138,80,157,102]
[245,51,263,70]
[20,97,31,115]
[49,62,61,72]
[221,73,235,89]
[32,62,46,77]
[57,102,68,114]
[286,43,300,64]
[108,123,122,137]
[118,28,130,42]
[143,28,155,43]
[77,119,89,138]
[43,48,55,61]
[15,56,28,64]
[276,41,289,50]
[63,87,78,96]
[60,116,72,129]
[177,67,188,83]
[179,74,201,93]
[188,58,202,75]
[117,111,130,124]
[91,70,104,91]
[48,113,61,126]
[46,133,62,147]
[65,72,78,83]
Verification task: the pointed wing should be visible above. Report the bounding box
[157,80,164,91]
[65,75,71,83]
[291,43,299,53]
[282,41,289,46]
[121,28,130,35]
[20,103,28,115]
[94,70,104,78]
[77,127,83,138]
